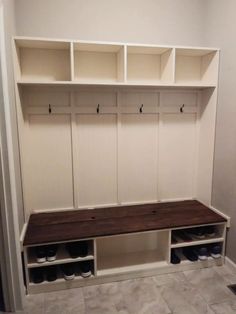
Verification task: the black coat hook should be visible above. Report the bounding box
[48,104,52,114]
[97,104,100,114]
[139,104,144,114]
[180,104,185,113]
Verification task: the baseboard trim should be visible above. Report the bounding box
[225,256,236,272]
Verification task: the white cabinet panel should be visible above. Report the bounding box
[74,91,117,107]
[120,114,158,203]
[24,115,73,211]
[76,115,117,207]
[159,113,196,200]
[162,92,197,106]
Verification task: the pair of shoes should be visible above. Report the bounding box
[66,241,88,258]
[195,244,222,260]
[32,266,57,284]
[183,247,199,261]
[61,261,92,281]
[171,249,181,264]
[183,244,222,262]
[35,245,58,263]
[186,226,215,240]
[172,230,193,242]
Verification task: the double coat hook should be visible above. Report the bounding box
[180,104,185,113]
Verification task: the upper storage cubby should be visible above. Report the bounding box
[14,39,71,82]
[73,42,125,83]
[175,48,219,86]
[127,46,174,84]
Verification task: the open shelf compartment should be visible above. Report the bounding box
[29,260,95,286]
[127,46,174,84]
[171,224,225,248]
[96,230,170,276]
[73,42,125,83]
[175,48,218,85]
[27,240,95,268]
[14,39,71,82]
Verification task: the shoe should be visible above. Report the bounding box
[66,241,88,258]
[80,261,92,278]
[171,234,178,244]
[173,230,193,242]
[35,246,47,263]
[205,226,216,237]
[195,246,208,261]
[187,227,205,239]
[46,244,58,262]
[46,266,57,282]
[32,268,44,284]
[171,250,181,264]
[210,244,221,259]
[61,264,75,280]
[183,247,198,262]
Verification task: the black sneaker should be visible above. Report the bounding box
[183,247,198,262]
[66,241,88,258]
[204,226,216,237]
[210,244,221,259]
[171,250,181,264]
[35,246,47,263]
[32,268,44,284]
[194,246,208,261]
[46,244,58,262]
[80,261,92,278]
[46,266,57,282]
[174,230,193,242]
[61,264,75,280]
[187,227,205,239]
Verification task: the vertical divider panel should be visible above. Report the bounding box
[123,45,127,83]
[117,90,122,204]
[160,49,175,83]
[117,46,126,82]
[93,239,97,276]
[70,42,74,81]
[70,92,79,208]
[172,48,176,83]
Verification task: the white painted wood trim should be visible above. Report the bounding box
[209,205,231,227]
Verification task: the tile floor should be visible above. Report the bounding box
[4,264,236,314]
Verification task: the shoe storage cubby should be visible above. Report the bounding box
[96,231,170,276]
[171,223,226,249]
[26,240,94,268]
[24,239,96,291]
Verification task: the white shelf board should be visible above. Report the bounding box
[29,274,95,287]
[27,245,94,268]
[97,250,167,276]
[17,80,216,89]
[171,236,224,249]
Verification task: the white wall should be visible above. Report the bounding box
[204,0,236,263]
[15,0,205,46]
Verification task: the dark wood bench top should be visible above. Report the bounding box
[24,200,227,246]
